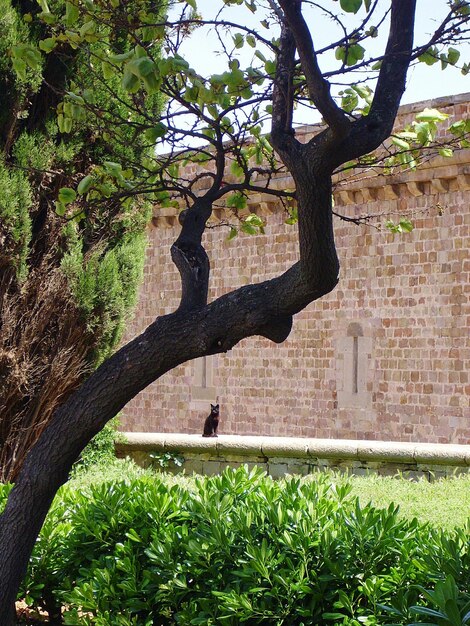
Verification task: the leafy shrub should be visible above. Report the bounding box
[17,467,470,625]
[71,417,122,475]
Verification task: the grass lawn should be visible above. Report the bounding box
[347,471,470,530]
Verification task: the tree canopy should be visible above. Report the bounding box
[0,0,469,622]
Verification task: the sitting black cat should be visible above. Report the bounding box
[202,403,219,437]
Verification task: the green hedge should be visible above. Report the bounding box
[2,467,470,625]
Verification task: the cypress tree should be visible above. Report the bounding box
[0,0,163,482]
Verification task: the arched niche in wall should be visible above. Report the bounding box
[337,322,373,409]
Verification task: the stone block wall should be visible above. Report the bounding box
[120,94,470,444]
[116,434,470,481]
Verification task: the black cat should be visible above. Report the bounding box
[202,404,219,437]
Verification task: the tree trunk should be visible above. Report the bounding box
[0,169,339,622]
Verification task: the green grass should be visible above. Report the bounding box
[67,457,194,490]
[346,471,470,530]
[68,459,470,530]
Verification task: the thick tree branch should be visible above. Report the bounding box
[331,0,417,167]
[271,19,298,158]
[277,0,350,137]
[171,196,213,312]
[368,0,417,134]
[0,238,338,617]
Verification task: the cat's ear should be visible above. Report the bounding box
[211,404,215,410]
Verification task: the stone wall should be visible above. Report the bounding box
[116,434,470,480]
[120,94,470,444]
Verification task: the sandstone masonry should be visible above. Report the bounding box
[121,94,470,444]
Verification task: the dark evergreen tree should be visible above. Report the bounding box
[0,0,163,482]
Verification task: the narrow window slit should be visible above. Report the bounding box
[201,356,207,389]
[352,335,358,394]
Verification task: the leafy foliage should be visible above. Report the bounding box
[2,467,469,625]
[10,0,467,241]
[71,417,123,475]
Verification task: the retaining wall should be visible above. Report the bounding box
[117,434,470,480]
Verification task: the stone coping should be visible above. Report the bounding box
[117,433,470,466]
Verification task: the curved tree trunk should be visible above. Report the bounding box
[0,175,337,622]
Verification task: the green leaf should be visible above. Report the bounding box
[12,58,27,80]
[230,160,245,179]
[79,20,96,40]
[38,37,56,53]
[101,61,114,80]
[122,70,140,93]
[37,0,50,13]
[126,56,155,78]
[109,50,134,63]
[340,0,362,13]
[103,161,123,177]
[341,90,358,113]
[335,43,365,66]
[413,121,432,144]
[396,131,417,141]
[145,123,168,142]
[227,227,238,241]
[415,107,449,123]
[233,33,244,49]
[226,192,247,210]
[142,72,161,94]
[447,47,460,65]
[77,175,94,195]
[351,84,372,103]
[438,147,453,158]
[385,218,414,234]
[125,528,142,542]
[65,1,80,25]
[391,136,410,150]
[58,187,77,204]
[245,213,264,228]
[241,222,257,235]
[37,10,57,24]
[418,46,439,65]
[66,92,85,104]
[398,218,414,232]
[246,34,256,48]
[55,201,66,216]
[23,47,42,70]
[184,85,199,103]
[265,59,276,75]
